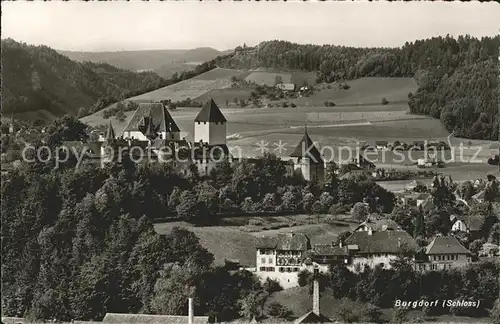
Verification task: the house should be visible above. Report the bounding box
[406,180,426,192]
[290,126,325,188]
[343,228,418,272]
[472,190,486,203]
[305,244,350,273]
[102,298,209,324]
[353,218,402,232]
[416,193,431,207]
[417,236,472,271]
[451,215,483,236]
[276,83,295,91]
[294,280,331,323]
[253,232,311,289]
[375,141,389,150]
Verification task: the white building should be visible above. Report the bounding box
[254,233,311,289]
[344,219,418,272]
[416,236,472,271]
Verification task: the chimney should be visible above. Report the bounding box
[188,297,194,324]
[313,279,320,316]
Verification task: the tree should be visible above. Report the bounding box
[45,115,88,148]
[491,298,500,324]
[390,308,408,324]
[351,202,369,222]
[469,239,485,256]
[335,231,352,247]
[263,278,283,294]
[267,301,293,320]
[115,110,126,122]
[488,223,500,245]
[238,290,268,321]
[274,75,283,86]
[381,97,389,105]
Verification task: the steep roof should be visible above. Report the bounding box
[290,127,323,163]
[355,218,401,232]
[311,244,349,256]
[194,99,227,123]
[104,120,116,143]
[425,236,471,255]
[256,233,311,251]
[122,102,180,134]
[102,313,209,324]
[344,230,418,254]
[295,311,331,323]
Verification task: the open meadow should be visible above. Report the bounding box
[153,215,356,267]
[81,68,499,190]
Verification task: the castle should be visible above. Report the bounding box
[69,98,326,182]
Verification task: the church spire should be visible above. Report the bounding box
[104,119,116,143]
[144,109,157,140]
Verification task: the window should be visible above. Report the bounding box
[293,267,299,272]
[267,267,275,272]
[279,267,284,273]
[261,258,266,264]
[197,121,200,125]
[286,268,292,273]
[268,258,273,264]
[259,267,265,272]
[431,264,437,270]
[204,122,207,125]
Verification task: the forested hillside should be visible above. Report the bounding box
[2,39,168,119]
[217,36,499,140]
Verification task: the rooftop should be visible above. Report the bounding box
[194,98,227,123]
[344,230,418,254]
[425,236,471,255]
[102,313,209,324]
[289,127,323,164]
[256,233,311,251]
[122,102,180,134]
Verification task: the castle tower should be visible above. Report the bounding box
[101,120,117,164]
[194,98,227,146]
[290,125,325,187]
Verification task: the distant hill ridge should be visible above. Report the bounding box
[2,38,170,120]
[59,47,232,77]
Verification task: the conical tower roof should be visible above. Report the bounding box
[104,120,116,143]
[194,98,227,123]
[144,109,157,140]
[290,125,323,164]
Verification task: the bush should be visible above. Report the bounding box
[248,219,263,226]
[381,97,389,105]
[336,298,361,323]
[390,308,407,324]
[361,304,382,323]
[263,278,283,294]
[267,301,293,319]
[282,102,289,108]
[490,298,500,324]
[290,103,297,108]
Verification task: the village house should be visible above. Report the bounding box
[276,83,295,92]
[375,140,389,150]
[416,236,472,271]
[451,214,483,237]
[343,219,418,271]
[253,232,311,289]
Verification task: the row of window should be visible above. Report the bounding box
[432,254,460,261]
[258,249,274,255]
[258,267,301,272]
[196,122,225,125]
[279,267,300,273]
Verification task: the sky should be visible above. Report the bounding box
[2,1,499,52]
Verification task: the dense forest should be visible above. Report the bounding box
[217,36,499,140]
[1,39,223,120]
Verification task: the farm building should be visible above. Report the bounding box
[276,83,296,91]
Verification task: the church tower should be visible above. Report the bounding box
[101,120,117,164]
[194,98,227,146]
[290,125,325,187]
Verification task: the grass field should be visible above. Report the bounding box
[81,70,499,188]
[153,216,356,267]
[243,68,317,87]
